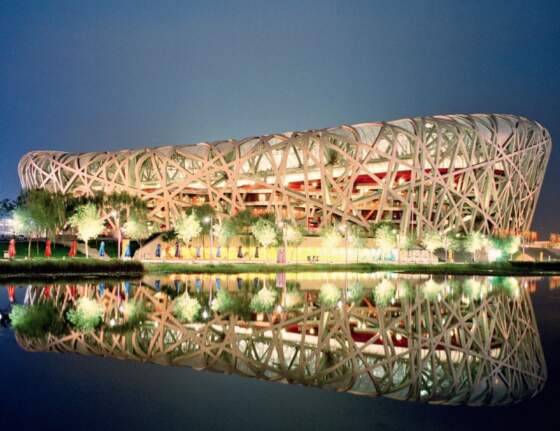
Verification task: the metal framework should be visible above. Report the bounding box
[18,114,551,235]
[16,276,546,405]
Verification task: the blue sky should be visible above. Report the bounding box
[1,0,559,234]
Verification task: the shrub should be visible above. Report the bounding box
[10,303,65,337]
[67,297,104,331]
[173,294,201,322]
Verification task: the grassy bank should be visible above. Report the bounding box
[0,258,144,281]
[2,259,560,280]
[143,261,560,276]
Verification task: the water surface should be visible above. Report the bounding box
[0,272,558,430]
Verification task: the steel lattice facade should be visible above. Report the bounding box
[18,114,551,234]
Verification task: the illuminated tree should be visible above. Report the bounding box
[320,225,342,249]
[123,215,152,248]
[174,213,202,245]
[251,219,278,262]
[373,224,397,252]
[12,206,38,258]
[284,222,304,262]
[464,232,488,261]
[68,204,105,258]
[213,219,236,260]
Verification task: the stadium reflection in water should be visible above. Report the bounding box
[12,273,546,406]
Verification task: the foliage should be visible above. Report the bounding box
[284,223,304,246]
[320,225,342,249]
[122,299,148,326]
[284,289,303,309]
[250,286,277,313]
[213,219,236,246]
[347,282,365,304]
[123,215,152,244]
[463,232,488,258]
[422,231,445,253]
[12,207,38,237]
[19,189,68,239]
[373,279,396,306]
[230,209,256,235]
[318,283,341,308]
[68,204,105,257]
[347,225,366,249]
[173,294,201,322]
[0,198,16,217]
[174,213,202,244]
[10,303,65,337]
[187,204,216,234]
[373,224,397,250]
[67,297,104,331]
[211,289,237,314]
[251,219,278,248]
[422,279,445,301]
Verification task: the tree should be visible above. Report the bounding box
[284,222,304,263]
[251,219,278,262]
[213,219,236,260]
[174,213,202,245]
[422,230,445,253]
[68,204,105,258]
[347,224,366,262]
[320,225,342,262]
[464,232,487,261]
[20,189,67,242]
[373,224,397,252]
[12,206,38,258]
[123,215,152,248]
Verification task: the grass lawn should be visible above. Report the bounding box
[0,240,84,258]
[143,260,560,276]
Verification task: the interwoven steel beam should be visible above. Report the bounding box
[18,114,551,234]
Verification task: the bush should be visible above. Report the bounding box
[10,303,66,337]
[67,297,104,331]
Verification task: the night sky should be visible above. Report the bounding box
[1,0,559,235]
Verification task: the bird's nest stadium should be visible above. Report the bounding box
[18,113,551,236]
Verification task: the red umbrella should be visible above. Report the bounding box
[8,239,16,258]
[44,239,52,258]
[68,239,77,257]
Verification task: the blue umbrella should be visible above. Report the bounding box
[124,280,131,296]
[98,241,105,257]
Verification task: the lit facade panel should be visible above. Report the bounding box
[18,114,551,235]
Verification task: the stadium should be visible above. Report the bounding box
[18,114,551,236]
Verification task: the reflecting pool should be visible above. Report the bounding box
[3,272,547,407]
